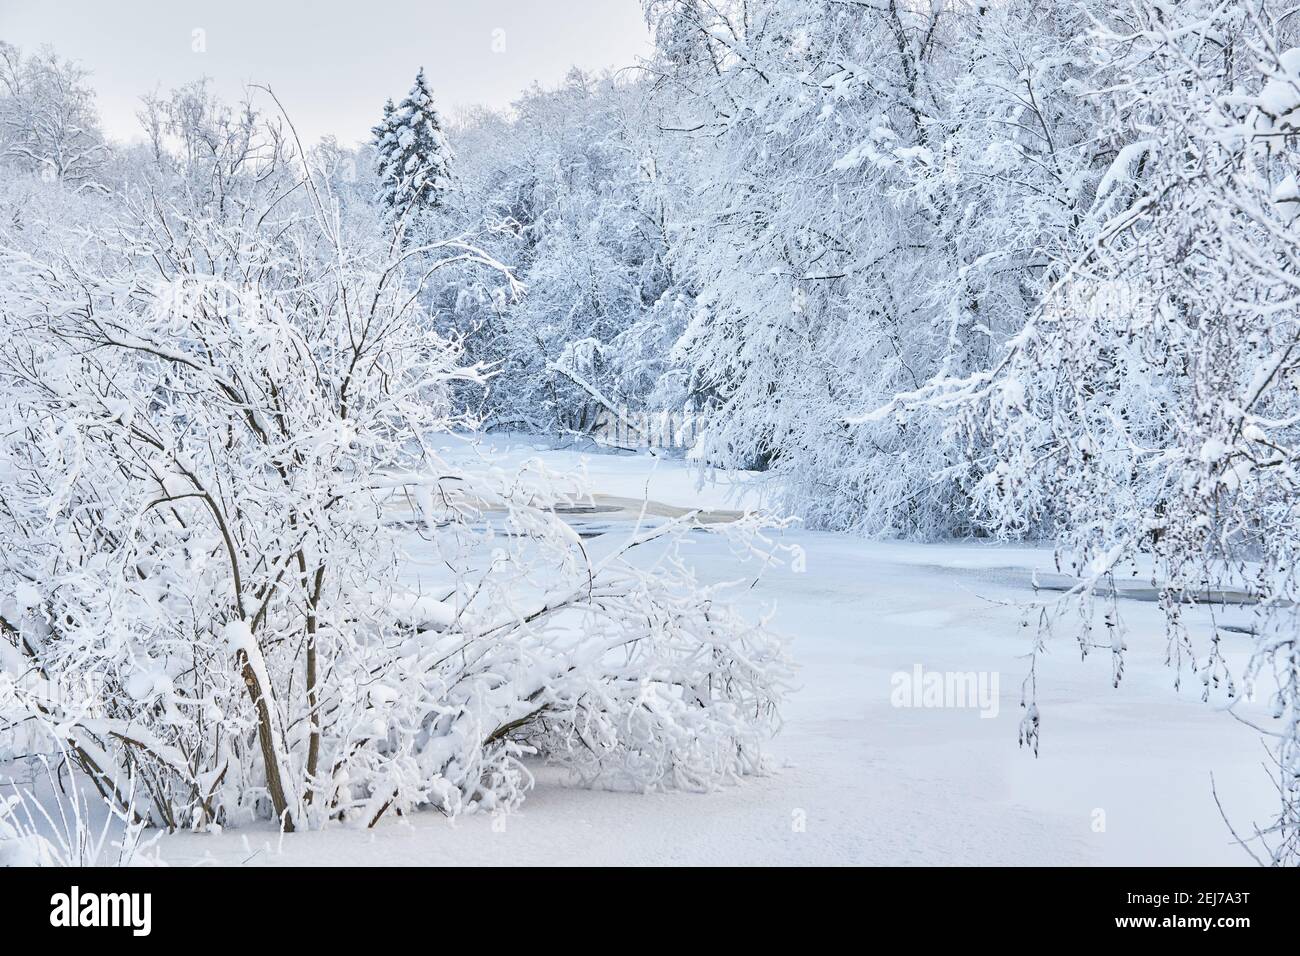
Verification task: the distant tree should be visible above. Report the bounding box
[0,42,108,189]
[133,79,259,205]
[373,69,453,222]
[370,97,396,161]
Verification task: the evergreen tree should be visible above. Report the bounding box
[370,97,396,155]
[372,69,453,221]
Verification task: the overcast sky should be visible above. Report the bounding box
[0,0,653,145]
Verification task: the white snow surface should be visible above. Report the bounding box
[157,437,1272,866]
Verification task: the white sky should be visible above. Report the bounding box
[0,0,653,145]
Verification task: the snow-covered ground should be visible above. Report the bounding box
[159,437,1274,866]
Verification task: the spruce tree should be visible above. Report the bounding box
[371,98,396,157]
[372,69,453,221]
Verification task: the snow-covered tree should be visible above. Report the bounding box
[0,42,108,190]
[430,70,689,436]
[634,0,1113,532]
[872,0,1300,865]
[373,69,453,224]
[642,0,959,526]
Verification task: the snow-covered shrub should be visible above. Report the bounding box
[0,751,156,867]
[0,97,791,833]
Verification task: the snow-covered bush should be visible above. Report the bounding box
[0,97,791,834]
[0,751,156,866]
